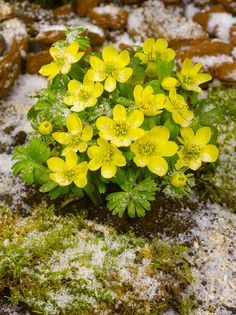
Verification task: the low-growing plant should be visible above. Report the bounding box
[12,29,220,217]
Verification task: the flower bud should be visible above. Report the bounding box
[171,173,187,187]
[161,77,179,90]
[38,121,53,135]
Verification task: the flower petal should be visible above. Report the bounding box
[113,152,126,167]
[96,116,113,132]
[47,157,65,172]
[93,82,104,97]
[65,150,78,168]
[143,38,155,53]
[39,63,60,80]
[147,156,168,176]
[196,73,212,84]
[157,141,178,157]
[115,67,133,83]
[102,45,119,62]
[90,56,103,69]
[153,38,168,52]
[180,127,195,143]
[133,155,149,167]
[104,76,116,92]
[127,109,144,127]
[82,125,93,141]
[134,85,143,101]
[189,158,202,171]
[50,173,71,186]
[101,162,117,178]
[52,132,69,145]
[117,50,130,68]
[66,41,79,54]
[86,69,106,82]
[74,175,87,188]
[194,127,211,145]
[202,144,219,162]
[77,141,88,153]
[113,104,126,121]
[68,80,81,94]
[87,146,101,159]
[181,58,193,75]
[150,126,170,143]
[66,113,82,134]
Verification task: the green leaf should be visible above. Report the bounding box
[195,100,222,125]
[118,83,133,99]
[72,186,84,198]
[39,181,58,193]
[156,59,175,81]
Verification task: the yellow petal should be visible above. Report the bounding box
[52,132,69,145]
[181,58,193,75]
[87,145,101,159]
[97,138,110,149]
[147,156,168,176]
[113,104,126,121]
[47,157,65,172]
[74,175,87,188]
[127,109,144,127]
[86,69,106,82]
[150,126,170,143]
[115,67,133,83]
[202,144,219,162]
[143,38,155,53]
[90,56,103,69]
[134,52,148,64]
[66,113,82,134]
[133,155,149,167]
[68,80,81,94]
[113,152,126,167]
[128,127,145,140]
[180,127,195,143]
[189,159,202,171]
[196,73,212,84]
[39,63,60,80]
[192,63,202,74]
[96,116,113,132]
[117,50,130,68]
[50,173,71,186]
[101,162,117,178]
[161,77,179,90]
[143,86,153,98]
[155,94,166,108]
[134,85,143,101]
[162,48,175,62]
[102,45,118,62]
[82,125,93,141]
[157,141,178,157]
[65,150,78,168]
[88,157,103,171]
[74,51,84,62]
[49,47,60,59]
[61,63,72,75]
[194,127,211,145]
[93,82,104,97]
[104,76,116,92]
[153,38,168,52]
[77,141,88,153]
[66,41,79,54]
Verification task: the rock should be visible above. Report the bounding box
[230,24,236,46]
[0,0,15,21]
[212,62,236,83]
[121,0,145,4]
[32,30,66,48]
[13,131,27,146]
[0,40,21,100]
[193,5,226,31]
[217,0,236,14]
[76,0,101,17]
[0,35,6,56]
[26,50,52,74]
[13,1,54,23]
[53,4,73,16]
[89,4,128,30]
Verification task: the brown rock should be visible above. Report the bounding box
[26,50,52,74]
[0,35,7,56]
[212,62,236,83]
[0,40,21,99]
[193,5,226,31]
[86,30,105,46]
[89,5,128,30]
[76,0,101,17]
[0,0,15,21]
[18,37,29,56]
[121,0,145,3]
[217,0,236,14]
[53,4,72,16]
[32,30,66,47]
[230,24,236,46]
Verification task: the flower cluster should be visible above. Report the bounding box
[12,30,219,218]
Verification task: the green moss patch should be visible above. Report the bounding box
[0,204,194,314]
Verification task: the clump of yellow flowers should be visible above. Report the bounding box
[12,29,220,218]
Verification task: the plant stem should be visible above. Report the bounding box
[85,191,100,207]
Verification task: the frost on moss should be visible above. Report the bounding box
[198,86,236,210]
[0,205,193,315]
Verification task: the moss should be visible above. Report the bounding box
[178,296,198,315]
[197,85,236,211]
[0,204,194,314]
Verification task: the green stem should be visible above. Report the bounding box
[59,197,77,210]
[85,191,100,207]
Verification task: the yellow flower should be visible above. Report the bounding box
[134,85,165,116]
[87,45,133,92]
[64,76,103,112]
[130,126,178,176]
[38,121,53,135]
[39,41,84,80]
[135,38,175,77]
[176,127,219,171]
[161,77,180,90]
[176,58,212,93]
[171,173,187,187]
[52,113,93,156]
[165,88,194,127]
[96,104,144,147]
[47,150,88,187]
[87,138,126,178]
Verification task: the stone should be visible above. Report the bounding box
[0,0,15,21]
[32,30,66,48]
[26,50,52,75]
[76,0,101,17]
[89,4,128,30]
[212,62,236,83]
[0,40,21,100]
[217,0,236,14]
[53,4,73,16]
[230,24,236,46]
[0,35,7,56]
[193,5,226,31]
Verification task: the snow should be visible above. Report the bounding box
[93,4,122,16]
[192,54,234,70]
[207,12,236,42]
[0,18,28,48]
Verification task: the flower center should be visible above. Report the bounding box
[138,141,156,156]
[183,143,203,159]
[104,62,117,76]
[114,122,128,136]
[102,149,114,162]
[70,134,82,147]
[183,75,194,84]
[55,55,66,67]
[79,89,90,101]
[173,100,188,111]
[64,168,74,179]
